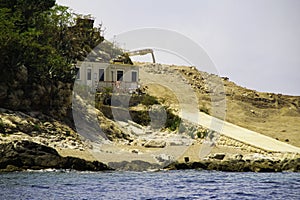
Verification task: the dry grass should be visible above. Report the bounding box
[172,66,300,147]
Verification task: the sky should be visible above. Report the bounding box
[57,0,300,95]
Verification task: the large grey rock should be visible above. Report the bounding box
[209,153,226,160]
[144,140,166,148]
[155,154,175,165]
[0,141,111,172]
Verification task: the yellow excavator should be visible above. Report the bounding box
[110,48,156,64]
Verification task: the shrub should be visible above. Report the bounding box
[141,94,159,106]
[130,110,150,126]
[165,109,181,131]
[33,124,41,131]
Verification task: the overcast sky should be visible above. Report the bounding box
[57,0,300,95]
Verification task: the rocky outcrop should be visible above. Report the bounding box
[209,153,226,160]
[0,108,87,151]
[72,94,132,142]
[165,158,300,172]
[0,141,111,172]
[108,160,160,171]
[142,63,175,74]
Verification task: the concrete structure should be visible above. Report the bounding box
[76,61,139,92]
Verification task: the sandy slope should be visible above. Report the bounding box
[175,65,300,147]
[139,63,300,153]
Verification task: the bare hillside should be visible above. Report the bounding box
[138,63,300,148]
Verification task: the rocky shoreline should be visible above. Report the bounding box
[1,107,300,173]
[0,140,111,172]
[165,158,300,172]
[1,137,300,173]
[99,153,300,172]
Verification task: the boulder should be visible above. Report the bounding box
[226,154,243,161]
[0,141,111,172]
[169,141,184,146]
[209,153,226,160]
[144,140,166,148]
[155,154,175,165]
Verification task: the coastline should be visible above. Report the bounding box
[1,107,300,173]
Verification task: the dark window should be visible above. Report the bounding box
[87,69,91,80]
[76,67,80,79]
[99,69,104,81]
[131,71,137,82]
[117,70,123,81]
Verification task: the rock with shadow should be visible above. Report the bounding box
[108,160,161,171]
[0,140,111,172]
[164,157,300,172]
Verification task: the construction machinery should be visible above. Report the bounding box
[111,48,155,64]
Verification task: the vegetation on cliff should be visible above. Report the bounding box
[0,0,104,120]
[96,91,182,132]
[0,1,126,171]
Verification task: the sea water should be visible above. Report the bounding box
[0,170,299,199]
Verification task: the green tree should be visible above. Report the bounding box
[0,0,63,82]
[0,0,104,83]
[0,0,104,118]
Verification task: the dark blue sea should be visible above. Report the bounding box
[0,170,299,200]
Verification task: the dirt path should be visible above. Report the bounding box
[139,64,300,154]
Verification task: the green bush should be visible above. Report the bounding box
[141,94,159,106]
[33,124,41,131]
[130,110,150,126]
[165,109,181,131]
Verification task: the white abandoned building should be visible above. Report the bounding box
[75,61,139,93]
[75,49,155,93]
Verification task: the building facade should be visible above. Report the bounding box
[76,61,139,92]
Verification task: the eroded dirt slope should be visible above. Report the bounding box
[175,66,300,148]
[137,62,300,148]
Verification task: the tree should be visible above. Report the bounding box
[0,0,59,81]
[0,0,104,83]
[0,0,104,118]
